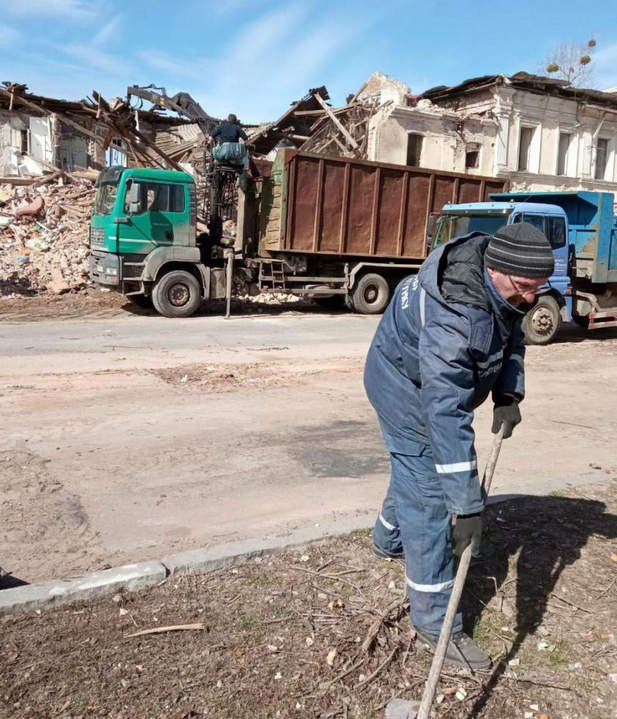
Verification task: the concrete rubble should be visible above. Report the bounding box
[0,175,95,296]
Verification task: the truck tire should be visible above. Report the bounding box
[522,295,561,345]
[351,273,390,314]
[152,270,202,318]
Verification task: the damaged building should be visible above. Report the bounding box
[0,83,110,177]
[0,82,212,181]
[364,72,617,198]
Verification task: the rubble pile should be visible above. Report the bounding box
[0,177,95,296]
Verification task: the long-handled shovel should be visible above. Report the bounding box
[413,426,505,719]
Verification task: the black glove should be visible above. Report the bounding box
[492,395,521,439]
[453,513,483,558]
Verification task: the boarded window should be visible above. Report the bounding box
[406,133,423,167]
[557,132,571,176]
[595,138,609,180]
[518,126,534,171]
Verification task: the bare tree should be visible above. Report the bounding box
[544,39,596,87]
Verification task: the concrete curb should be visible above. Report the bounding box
[0,561,167,616]
[0,514,377,617]
[0,483,600,617]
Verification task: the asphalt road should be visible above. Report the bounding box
[2,309,616,583]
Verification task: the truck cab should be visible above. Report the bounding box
[89,166,228,316]
[431,199,570,344]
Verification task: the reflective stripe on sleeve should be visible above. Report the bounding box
[419,287,426,327]
[406,575,454,593]
[378,512,397,531]
[434,459,477,474]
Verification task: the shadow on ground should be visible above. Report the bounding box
[121,297,350,319]
[464,492,617,715]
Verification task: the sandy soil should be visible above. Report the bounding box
[1,294,617,587]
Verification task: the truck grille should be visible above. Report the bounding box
[90,226,105,249]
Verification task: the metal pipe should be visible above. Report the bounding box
[224,248,234,319]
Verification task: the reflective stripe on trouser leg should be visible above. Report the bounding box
[390,446,463,636]
[372,455,403,556]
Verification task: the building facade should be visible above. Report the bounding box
[367,72,617,200]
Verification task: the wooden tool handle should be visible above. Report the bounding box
[416,427,504,719]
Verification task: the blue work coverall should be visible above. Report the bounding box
[364,233,525,636]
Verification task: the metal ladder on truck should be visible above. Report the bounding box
[258,259,287,292]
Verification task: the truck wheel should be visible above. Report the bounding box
[351,273,390,314]
[522,296,561,345]
[152,270,202,318]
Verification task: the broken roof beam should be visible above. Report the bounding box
[0,87,99,141]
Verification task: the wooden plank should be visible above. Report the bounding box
[292,109,327,116]
[313,93,359,150]
[332,134,349,155]
[284,156,297,250]
[338,162,351,254]
[369,167,381,255]
[423,174,436,257]
[312,158,325,252]
[0,176,36,186]
[54,111,98,141]
[396,172,410,257]
[479,179,486,201]
[0,90,100,142]
[451,177,460,203]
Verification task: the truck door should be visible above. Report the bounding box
[117,180,186,254]
[511,212,568,281]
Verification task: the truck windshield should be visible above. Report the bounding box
[94,182,119,215]
[434,212,512,248]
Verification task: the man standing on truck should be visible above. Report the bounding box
[364,223,554,670]
[210,113,249,168]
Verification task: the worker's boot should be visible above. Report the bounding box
[416,629,491,671]
[372,543,405,562]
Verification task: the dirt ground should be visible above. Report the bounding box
[2,292,617,588]
[0,287,315,323]
[2,481,617,719]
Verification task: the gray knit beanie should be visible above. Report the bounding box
[485,222,554,278]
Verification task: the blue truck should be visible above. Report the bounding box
[430,190,617,344]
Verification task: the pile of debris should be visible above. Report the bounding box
[248,86,378,160]
[0,175,95,296]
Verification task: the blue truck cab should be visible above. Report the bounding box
[432,191,617,343]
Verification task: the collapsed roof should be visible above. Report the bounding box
[421,72,617,110]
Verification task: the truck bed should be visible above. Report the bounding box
[259,150,507,260]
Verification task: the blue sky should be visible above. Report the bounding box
[1,0,616,124]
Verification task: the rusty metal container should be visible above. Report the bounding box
[258,150,507,259]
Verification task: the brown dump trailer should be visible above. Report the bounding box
[243,150,507,312]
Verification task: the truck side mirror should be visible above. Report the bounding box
[127,182,142,215]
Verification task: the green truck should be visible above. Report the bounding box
[89,151,506,317]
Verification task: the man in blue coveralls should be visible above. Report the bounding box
[364,222,554,670]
